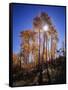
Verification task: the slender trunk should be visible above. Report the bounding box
[45,33,47,62]
[51,34,53,61]
[38,29,40,65]
[28,39,29,64]
[20,57,21,69]
[20,51,22,69]
[42,32,45,64]
[38,29,43,84]
[45,33,51,84]
[48,39,50,61]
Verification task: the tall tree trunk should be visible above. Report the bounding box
[38,29,40,65]
[48,39,50,61]
[28,39,29,64]
[38,29,43,84]
[45,33,51,84]
[51,35,53,60]
[42,32,45,63]
[45,33,47,62]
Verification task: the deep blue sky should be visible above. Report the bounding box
[12,3,66,53]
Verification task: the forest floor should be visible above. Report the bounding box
[12,56,66,86]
